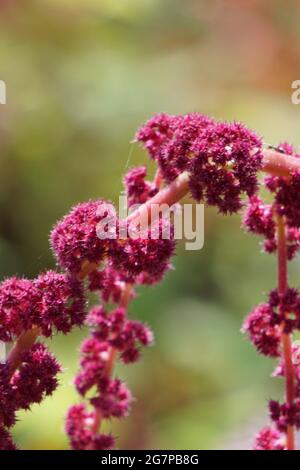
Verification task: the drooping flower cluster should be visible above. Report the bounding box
[0,271,86,343]
[111,220,176,284]
[244,195,300,260]
[241,142,300,449]
[136,113,263,213]
[242,303,281,358]
[65,403,115,450]
[66,297,153,449]
[124,166,158,207]
[253,426,284,451]
[50,200,117,275]
[2,112,300,451]
[0,343,61,449]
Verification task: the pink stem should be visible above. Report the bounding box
[7,327,40,377]
[277,216,295,450]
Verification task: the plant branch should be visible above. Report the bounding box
[277,215,295,451]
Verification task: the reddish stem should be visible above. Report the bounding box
[262,149,300,177]
[277,216,295,450]
[7,327,40,378]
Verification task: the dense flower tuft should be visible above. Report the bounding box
[91,378,132,419]
[189,121,263,213]
[11,343,61,410]
[0,277,39,342]
[0,364,17,428]
[136,113,214,183]
[124,166,158,207]
[268,288,300,334]
[111,219,176,284]
[0,427,16,450]
[253,426,284,450]
[34,271,86,336]
[65,403,115,450]
[269,399,300,432]
[242,304,281,357]
[135,113,177,160]
[50,200,117,274]
[88,265,127,303]
[243,195,275,240]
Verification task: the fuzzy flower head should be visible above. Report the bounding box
[268,288,300,334]
[50,200,117,274]
[0,427,16,450]
[136,113,214,182]
[88,265,127,303]
[135,113,178,159]
[0,364,17,428]
[91,378,132,419]
[111,219,176,284]
[11,343,61,410]
[269,399,300,432]
[87,306,153,364]
[265,142,300,228]
[65,403,114,450]
[244,197,300,260]
[189,121,263,213]
[75,306,153,397]
[34,271,86,337]
[253,426,284,450]
[242,303,281,357]
[124,166,158,207]
[243,195,275,240]
[0,277,39,342]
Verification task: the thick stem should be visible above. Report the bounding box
[7,327,40,377]
[277,216,295,450]
[262,149,300,177]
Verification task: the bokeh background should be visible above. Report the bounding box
[1,0,300,450]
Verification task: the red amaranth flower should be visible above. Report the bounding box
[269,399,300,432]
[242,303,281,357]
[124,166,158,207]
[253,426,284,450]
[0,277,39,342]
[75,337,111,396]
[88,265,127,304]
[189,121,263,213]
[243,195,275,240]
[0,364,17,428]
[273,171,300,228]
[87,305,153,364]
[273,343,300,387]
[137,113,214,183]
[11,343,61,410]
[34,271,86,336]
[74,305,153,397]
[0,427,16,450]
[91,378,132,419]
[50,200,117,274]
[135,113,178,160]
[111,219,176,283]
[268,288,300,333]
[65,403,114,450]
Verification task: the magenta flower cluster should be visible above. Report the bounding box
[241,143,300,449]
[0,343,60,449]
[63,180,170,448]
[2,111,300,451]
[136,113,263,213]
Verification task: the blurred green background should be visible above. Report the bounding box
[1,0,300,450]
